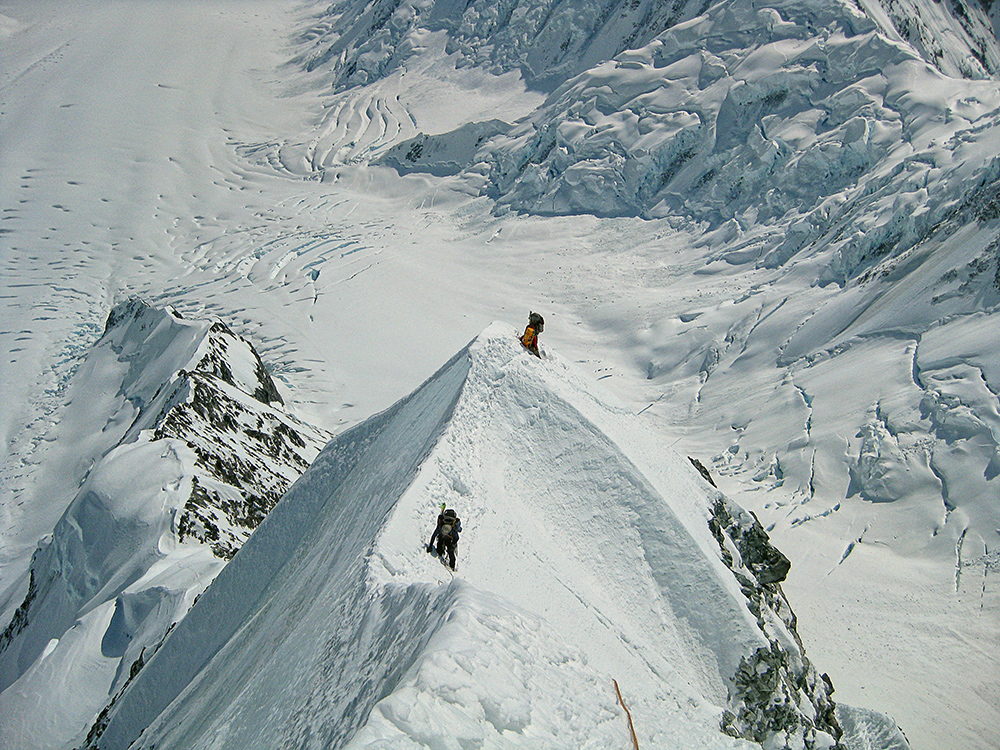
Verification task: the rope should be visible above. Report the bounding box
[612,679,640,750]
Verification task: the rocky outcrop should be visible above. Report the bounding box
[707,493,908,748]
[709,496,840,748]
[140,317,330,559]
[100,298,332,560]
[0,299,331,746]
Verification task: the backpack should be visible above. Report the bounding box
[440,509,459,540]
[529,311,544,332]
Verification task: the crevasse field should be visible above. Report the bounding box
[1,1,998,749]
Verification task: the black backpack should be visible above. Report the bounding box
[529,311,544,332]
[440,509,459,540]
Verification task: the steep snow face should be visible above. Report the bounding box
[0,300,329,750]
[858,0,1000,79]
[84,342,476,750]
[84,326,883,750]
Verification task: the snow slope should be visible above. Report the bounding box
[85,325,893,750]
[0,299,328,750]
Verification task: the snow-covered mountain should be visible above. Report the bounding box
[0,300,329,749]
[79,326,905,750]
[860,0,1000,79]
[279,8,999,747]
[0,0,997,748]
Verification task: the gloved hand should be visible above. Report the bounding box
[426,544,434,554]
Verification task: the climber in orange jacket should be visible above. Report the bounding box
[521,311,544,357]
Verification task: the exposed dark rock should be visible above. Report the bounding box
[0,569,38,655]
[63,299,332,748]
[688,456,718,487]
[710,498,791,585]
[103,302,332,560]
[709,496,839,747]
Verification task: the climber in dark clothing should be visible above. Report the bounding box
[427,507,462,570]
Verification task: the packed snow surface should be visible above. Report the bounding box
[0,1,997,749]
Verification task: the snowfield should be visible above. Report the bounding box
[0,0,997,749]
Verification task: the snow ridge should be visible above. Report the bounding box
[84,342,474,750]
[0,300,329,750]
[81,325,897,750]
